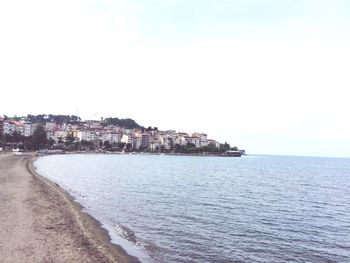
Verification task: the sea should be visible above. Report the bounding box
[34,154,350,263]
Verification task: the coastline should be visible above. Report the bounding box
[37,150,245,157]
[0,153,140,263]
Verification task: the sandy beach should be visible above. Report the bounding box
[0,153,139,263]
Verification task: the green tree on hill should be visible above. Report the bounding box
[103,117,143,129]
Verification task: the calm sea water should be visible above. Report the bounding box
[35,154,350,263]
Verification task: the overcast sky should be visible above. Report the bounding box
[1,0,350,157]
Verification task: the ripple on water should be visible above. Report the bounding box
[35,154,350,263]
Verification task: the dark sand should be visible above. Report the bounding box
[0,153,140,263]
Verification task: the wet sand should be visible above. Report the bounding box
[0,153,140,263]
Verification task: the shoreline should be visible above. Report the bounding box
[28,154,142,263]
[33,150,245,157]
[0,152,140,263]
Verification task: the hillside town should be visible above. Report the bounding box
[0,114,242,155]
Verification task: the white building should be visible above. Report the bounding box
[101,132,121,144]
[193,133,208,147]
[177,133,189,145]
[23,123,35,137]
[121,134,133,144]
[133,137,142,149]
[3,121,16,134]
[76,130,96,142]
[53,131,69,142]
[159,135,172,150]
[15,123,24,134]
[149,139,161,151]
[187,136,201,148]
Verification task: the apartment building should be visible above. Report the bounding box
[133,137,142,149]
[192,133,208,147]
[121,134,133,144]
[101,132,121,144]
[3,121,16,134]
[76,130,96,142]
[0,117,3,135]
[23,123,35,137]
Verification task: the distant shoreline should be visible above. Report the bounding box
[32,150,245,158]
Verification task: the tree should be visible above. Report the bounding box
[219,142,230,152]
[117,142,126,151]
[125,143,132,151]
[23,136,34,150]
[64,133,76,151]
[168,139,174,151]
[48,138,55,148]
[186,142,196,150]
[2,131,25,148]
[11,131,23,144]
[103,117,143,129]
[103,140,111,150]
[65,133,75,146]
[73,141,80,151]
[0,134,5,147]
[204,144,219,153]
[81,140,93,151]
[32,125,48,149]
[174,143,182,153]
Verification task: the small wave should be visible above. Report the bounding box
[115,222,138,244]
[114,222,164,262]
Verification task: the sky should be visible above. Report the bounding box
[1,0,350,157]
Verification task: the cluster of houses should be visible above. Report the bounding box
[0,116,222,151]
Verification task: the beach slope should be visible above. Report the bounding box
[0,153,138,263]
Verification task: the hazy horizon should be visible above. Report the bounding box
[1,0,350,157]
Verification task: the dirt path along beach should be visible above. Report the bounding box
[0,153,139,263]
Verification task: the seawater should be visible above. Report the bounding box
[35,154,350,263]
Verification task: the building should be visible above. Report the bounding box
[0,117,3,135]
[23,123,35,137]
[186,136,201,148]
[208,139,220,148]
[159,134,172,150]
[177,133,189,145]
[193,133,208,147]
[76,130,95,142]
[141,134,150,148]
[45,122,57,132]
[3,121,16,134]
[13,121,24,135]
[121,134,133,144]
[149,139,160,151]
[133,137,142,149]
[53,131,70,142]
[86,120,101,129]
[132,132,142,149]
[101,132,121,144]
[165,130,176,136]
